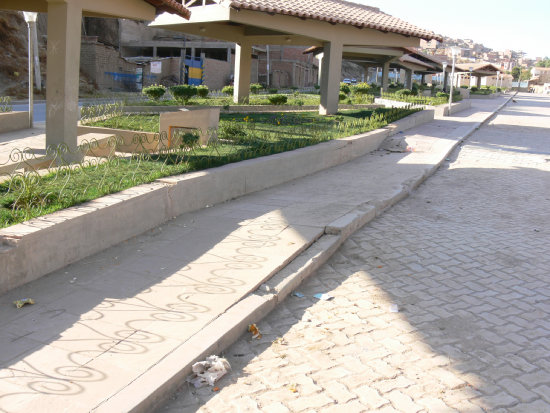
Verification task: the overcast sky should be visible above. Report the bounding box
[352,0,548,59]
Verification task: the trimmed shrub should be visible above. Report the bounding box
[171,85,197,104]
[222,85,234,96]
[268,95,288,105]
[142,84,166,101]
[313,84,320,90]
[268,88,278,94]
[340,82,351,95]
[436,91,449,99]
[351,82,371,95]
[339,92,347,101]
[470,86,478,92]
[395,89,412,97]
[250,83,263,94]
[196,85,209,98]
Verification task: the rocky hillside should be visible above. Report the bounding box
[0,11,36,96]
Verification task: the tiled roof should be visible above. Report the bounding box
[225,0,441,41]
[144,0,191,19]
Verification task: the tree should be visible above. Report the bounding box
[535,57,550,68]
[511,66,521,80]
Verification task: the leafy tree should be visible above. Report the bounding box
[535,57,550,68]
[511,66,521,80]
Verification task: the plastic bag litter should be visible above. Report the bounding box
[291,292,305,298]
[188,355,231,388]
[314,293,334,301]
[13,298,35,309]
[389,303,399,313]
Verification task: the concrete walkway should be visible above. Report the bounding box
[0,97,511,412]
[159,93,550,413]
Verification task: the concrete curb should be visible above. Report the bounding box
[95,96,514,412]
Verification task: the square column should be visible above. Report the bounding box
[381,61,390,91]
[319,41,343,115]
[404,69,413,89]
[476,76,482,88]
[46,0,83,155]
[234,42,252,104]
[443,71,449,92]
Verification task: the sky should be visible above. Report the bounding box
[352,0,548,59]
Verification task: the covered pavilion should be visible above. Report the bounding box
[1,0,190,154]
[151,0,440,114]
[455,62,501,88]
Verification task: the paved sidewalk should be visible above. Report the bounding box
[160,93,550,412]
[0,97,511,412]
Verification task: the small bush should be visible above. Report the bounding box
[436,91,449,99]
[178,131,200,148]
[142,85,166,101]
[196,85,209,98]
[351,82,371,95]
[339,92,347,101]
[0,96,12,112]
[470,86,478,92]
[268,95,288,105]
[395,89,412,97]
[171,85,197,104]
[460,85,468,89]
[340,83,351,95]
[250,83,263,94]
[222,85,234,96]
[313,84,320,90]
[268,88,278,94]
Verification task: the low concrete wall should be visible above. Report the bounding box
[374,98,417,109]
[458,88,471,99]
[434,100,472,117]
[470,92,501,99]
[0,110,434,293]
[0,111,30,133]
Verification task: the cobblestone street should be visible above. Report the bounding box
[159,94,550,412]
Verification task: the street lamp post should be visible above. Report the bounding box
[448,46,460,115]
[442,62,448,90]
[23,11,38,129]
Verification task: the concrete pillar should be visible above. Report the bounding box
[443,71,449,92]
[45,0,82,155]
[316,53,323,86]
[421,73,426,84]
[476,76,482,88]
[381,61,390,91]
[319,41,343,115]
[234,42,252,103]
[153,46,157,57]
[404,69,413,89]
[227,46,232,63]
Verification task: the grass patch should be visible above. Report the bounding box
[1,107,419,228]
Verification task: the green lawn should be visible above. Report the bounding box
[125,92,375,107]
[1,107,418,228]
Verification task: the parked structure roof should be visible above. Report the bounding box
[145,0,191,19]
[220,0,441,41]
